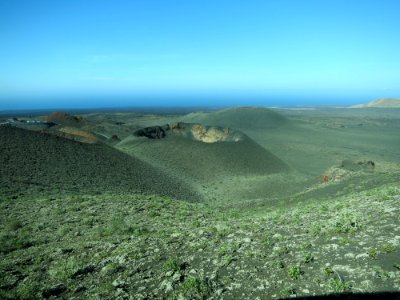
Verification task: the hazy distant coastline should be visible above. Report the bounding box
[351,98,400,108]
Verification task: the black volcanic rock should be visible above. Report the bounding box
[340,160,375,172]
[134,124,170,139]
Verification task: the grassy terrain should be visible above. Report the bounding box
[117,134,288,182]
[1,107,400,299]
[239,108,400,177]
[181,106,290,129]
[1,183,399,299]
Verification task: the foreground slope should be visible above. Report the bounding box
[0,126,199,201]
[1,183,399,299]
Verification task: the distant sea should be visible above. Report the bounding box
[0,92,398,113]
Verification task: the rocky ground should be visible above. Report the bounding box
[1,107,399,299]
[1,182,399,299]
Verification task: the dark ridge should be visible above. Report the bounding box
[0,125,200,201]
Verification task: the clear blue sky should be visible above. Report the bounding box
[1,0,400,108]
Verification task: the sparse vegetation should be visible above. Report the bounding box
[178,276,209,299]
[323,266,334,277]
[302,252,314,264]
[1,108,400,299]
[48,257,81,281]
[328,278,352,293]
[163,258,181,273]
[4,218,23,231]
[333,212,361,234]
[368,248,378,259]
[280,286,296,297]
[382,243,396,253]
[287,265,302,280]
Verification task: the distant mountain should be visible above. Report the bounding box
[351,98,400,108]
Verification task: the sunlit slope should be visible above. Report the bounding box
[351,98,400,108]
[181,106,290,130]
[117,127,289,183]
[0,126,199,200]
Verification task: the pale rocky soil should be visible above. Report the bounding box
[1,183,399,299]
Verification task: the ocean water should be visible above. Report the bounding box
[0,91,398,111]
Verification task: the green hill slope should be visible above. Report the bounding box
[117,124,289,183]
[181,106,290,130]
[0,126,200,201]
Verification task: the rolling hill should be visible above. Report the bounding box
[2,108,400,299]
[45,112,86,127]
[180,106,290,130]
[0,125,200,201]
[117,122,289,183]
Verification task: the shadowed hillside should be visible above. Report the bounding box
[0,126,200,201]
[181,106,290,130]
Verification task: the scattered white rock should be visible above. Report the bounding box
[165,271,174,277]
[164,281,173,293]
[172,272,181,282]
[272,233,282,239]
[256,284,265,290]
[112,278,126,288]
